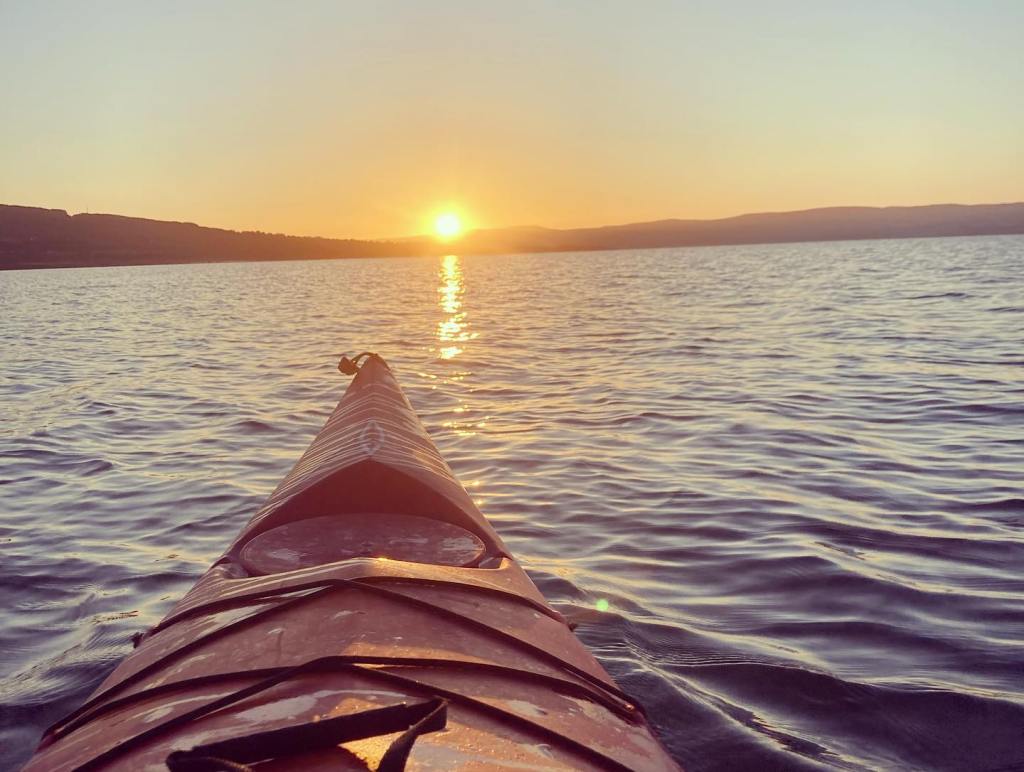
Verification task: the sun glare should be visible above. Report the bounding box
[434,212,462,240]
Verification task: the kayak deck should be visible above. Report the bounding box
[28,354,678,771]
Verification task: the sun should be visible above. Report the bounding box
[434,212,462,240]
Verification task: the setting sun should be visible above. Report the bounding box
[434,212,462,240]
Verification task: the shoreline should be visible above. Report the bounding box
[3,229,1024,272]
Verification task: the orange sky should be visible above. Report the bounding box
[2,2,1022,239]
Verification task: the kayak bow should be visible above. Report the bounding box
[28,354,678,771]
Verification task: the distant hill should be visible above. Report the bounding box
[2,201,1023,270]
[457,203,1024,254]
[0,206,411,270]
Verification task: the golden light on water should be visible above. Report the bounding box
[434,212,462,240]
[435,254,487,438]
[437,254,471,360]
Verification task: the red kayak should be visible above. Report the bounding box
[27,353,678,771]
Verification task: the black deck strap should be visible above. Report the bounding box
[377,698,448,772]
[70,657,430,772]
[67,656,636,772]
[149,570,562,640]
[165,698,447,772]
[349,579,640,713]
[47,656,638,748]
[54,575,637,742]
[73,658,336,772]
[52,586,338,739]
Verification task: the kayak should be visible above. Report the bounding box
[27,353,678,771]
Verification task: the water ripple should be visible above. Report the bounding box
[2,236,1024,770]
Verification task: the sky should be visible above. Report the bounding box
[1,0,1022,239]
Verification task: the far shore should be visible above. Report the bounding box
[2,201,1023,271]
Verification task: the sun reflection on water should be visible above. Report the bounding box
[436,254,474,360]
[435,254,488,440]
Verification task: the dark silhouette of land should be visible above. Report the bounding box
[2,201,1023,270]
[0,206,404,270]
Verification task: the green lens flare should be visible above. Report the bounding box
[595,598,610,612]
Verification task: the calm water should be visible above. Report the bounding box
[2,237,1023,770]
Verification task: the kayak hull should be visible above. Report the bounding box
[27,355,678,771]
